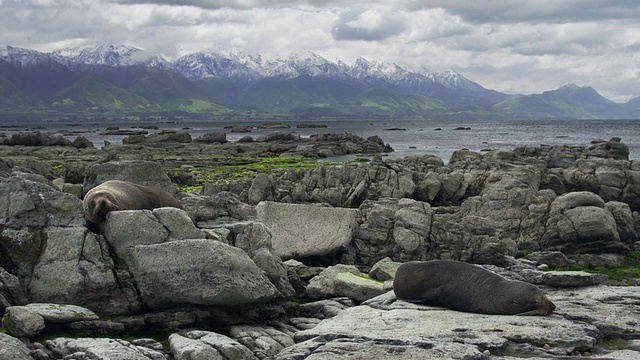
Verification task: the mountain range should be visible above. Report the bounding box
[0,44,638,119]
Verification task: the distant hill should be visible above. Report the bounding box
[0,44,638,119]
[492,84,637,119]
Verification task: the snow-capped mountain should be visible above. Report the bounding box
[0,43,523,113]
[50,44,172,70]
[0,43,490,94]
[0,45,55,68]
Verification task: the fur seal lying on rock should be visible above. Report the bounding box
[393,260,555,316]
[83,180,182,223]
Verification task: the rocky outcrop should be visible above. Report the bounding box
[3,131,90,149]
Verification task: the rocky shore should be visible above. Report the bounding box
[1,130,639,359]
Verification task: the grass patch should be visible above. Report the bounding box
[350,272,385,284]
[555,253,640,286]
[171,156,341,193]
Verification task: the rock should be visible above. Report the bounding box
[72,136,94,149]
[221,221,295,299]
[27,226,141,315]
[258,132,298,142]
[541,192,625,253]
[0,333,32,360]
[169,330,258,360]
[368,257,401,281]
[228,325,295,359]
[296,298,354,320]
[256,201,357,260]
[45,337,167,360]
[541,271,609,287]
[126,239,280,308]
[547,285,640,340]
[101,210,170,259]
[152,207,205,240]
[525,251,573,269]
[193,132,227,144]
[282,291,600,359]
[0,175,85,229]
[306,264,386,302]
[181,192,257,228]
[22,303,99,323]
[248,173,274,204]
[570,253,629,268]
[9,131,73,147]
[83,160,177,195]
[3,306,45,337]
[0,267,28,312]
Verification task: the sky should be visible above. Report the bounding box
[1,0,639,102]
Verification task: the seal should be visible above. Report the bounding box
[83,180,183,223]
[393,260,555,316]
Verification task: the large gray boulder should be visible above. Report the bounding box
[0,175,84,229]
[0,173,139,315]
[101,208,286,309]
[256,201,357,260]
[541,192,625,253]
[126,239,280,308]
[27,225,141,315]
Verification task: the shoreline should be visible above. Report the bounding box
[2,117,640,162]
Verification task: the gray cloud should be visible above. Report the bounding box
[331,8,408,41]
[405,0,640,24]
[112,0,298,10]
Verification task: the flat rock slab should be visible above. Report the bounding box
[282,290,602,359]
[23,303,99,323]
[281,285,640,359]
[256,201,357,260]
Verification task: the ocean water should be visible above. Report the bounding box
[1,118,639,161]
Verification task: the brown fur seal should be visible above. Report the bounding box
[393,260,555,316]
[83,180,182,223]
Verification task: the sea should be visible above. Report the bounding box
[1,118,639,162]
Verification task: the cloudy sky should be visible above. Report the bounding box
[1,0,639,102]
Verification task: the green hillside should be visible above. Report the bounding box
[334,87,448,116]
[0,76,39,110]
[50,75,163,112]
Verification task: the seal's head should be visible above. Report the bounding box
[83,193,119,223]
[505,281,556,316]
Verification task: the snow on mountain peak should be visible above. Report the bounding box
[0,45,52,68]
[50,44,171,69]
[0,43,488,92]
